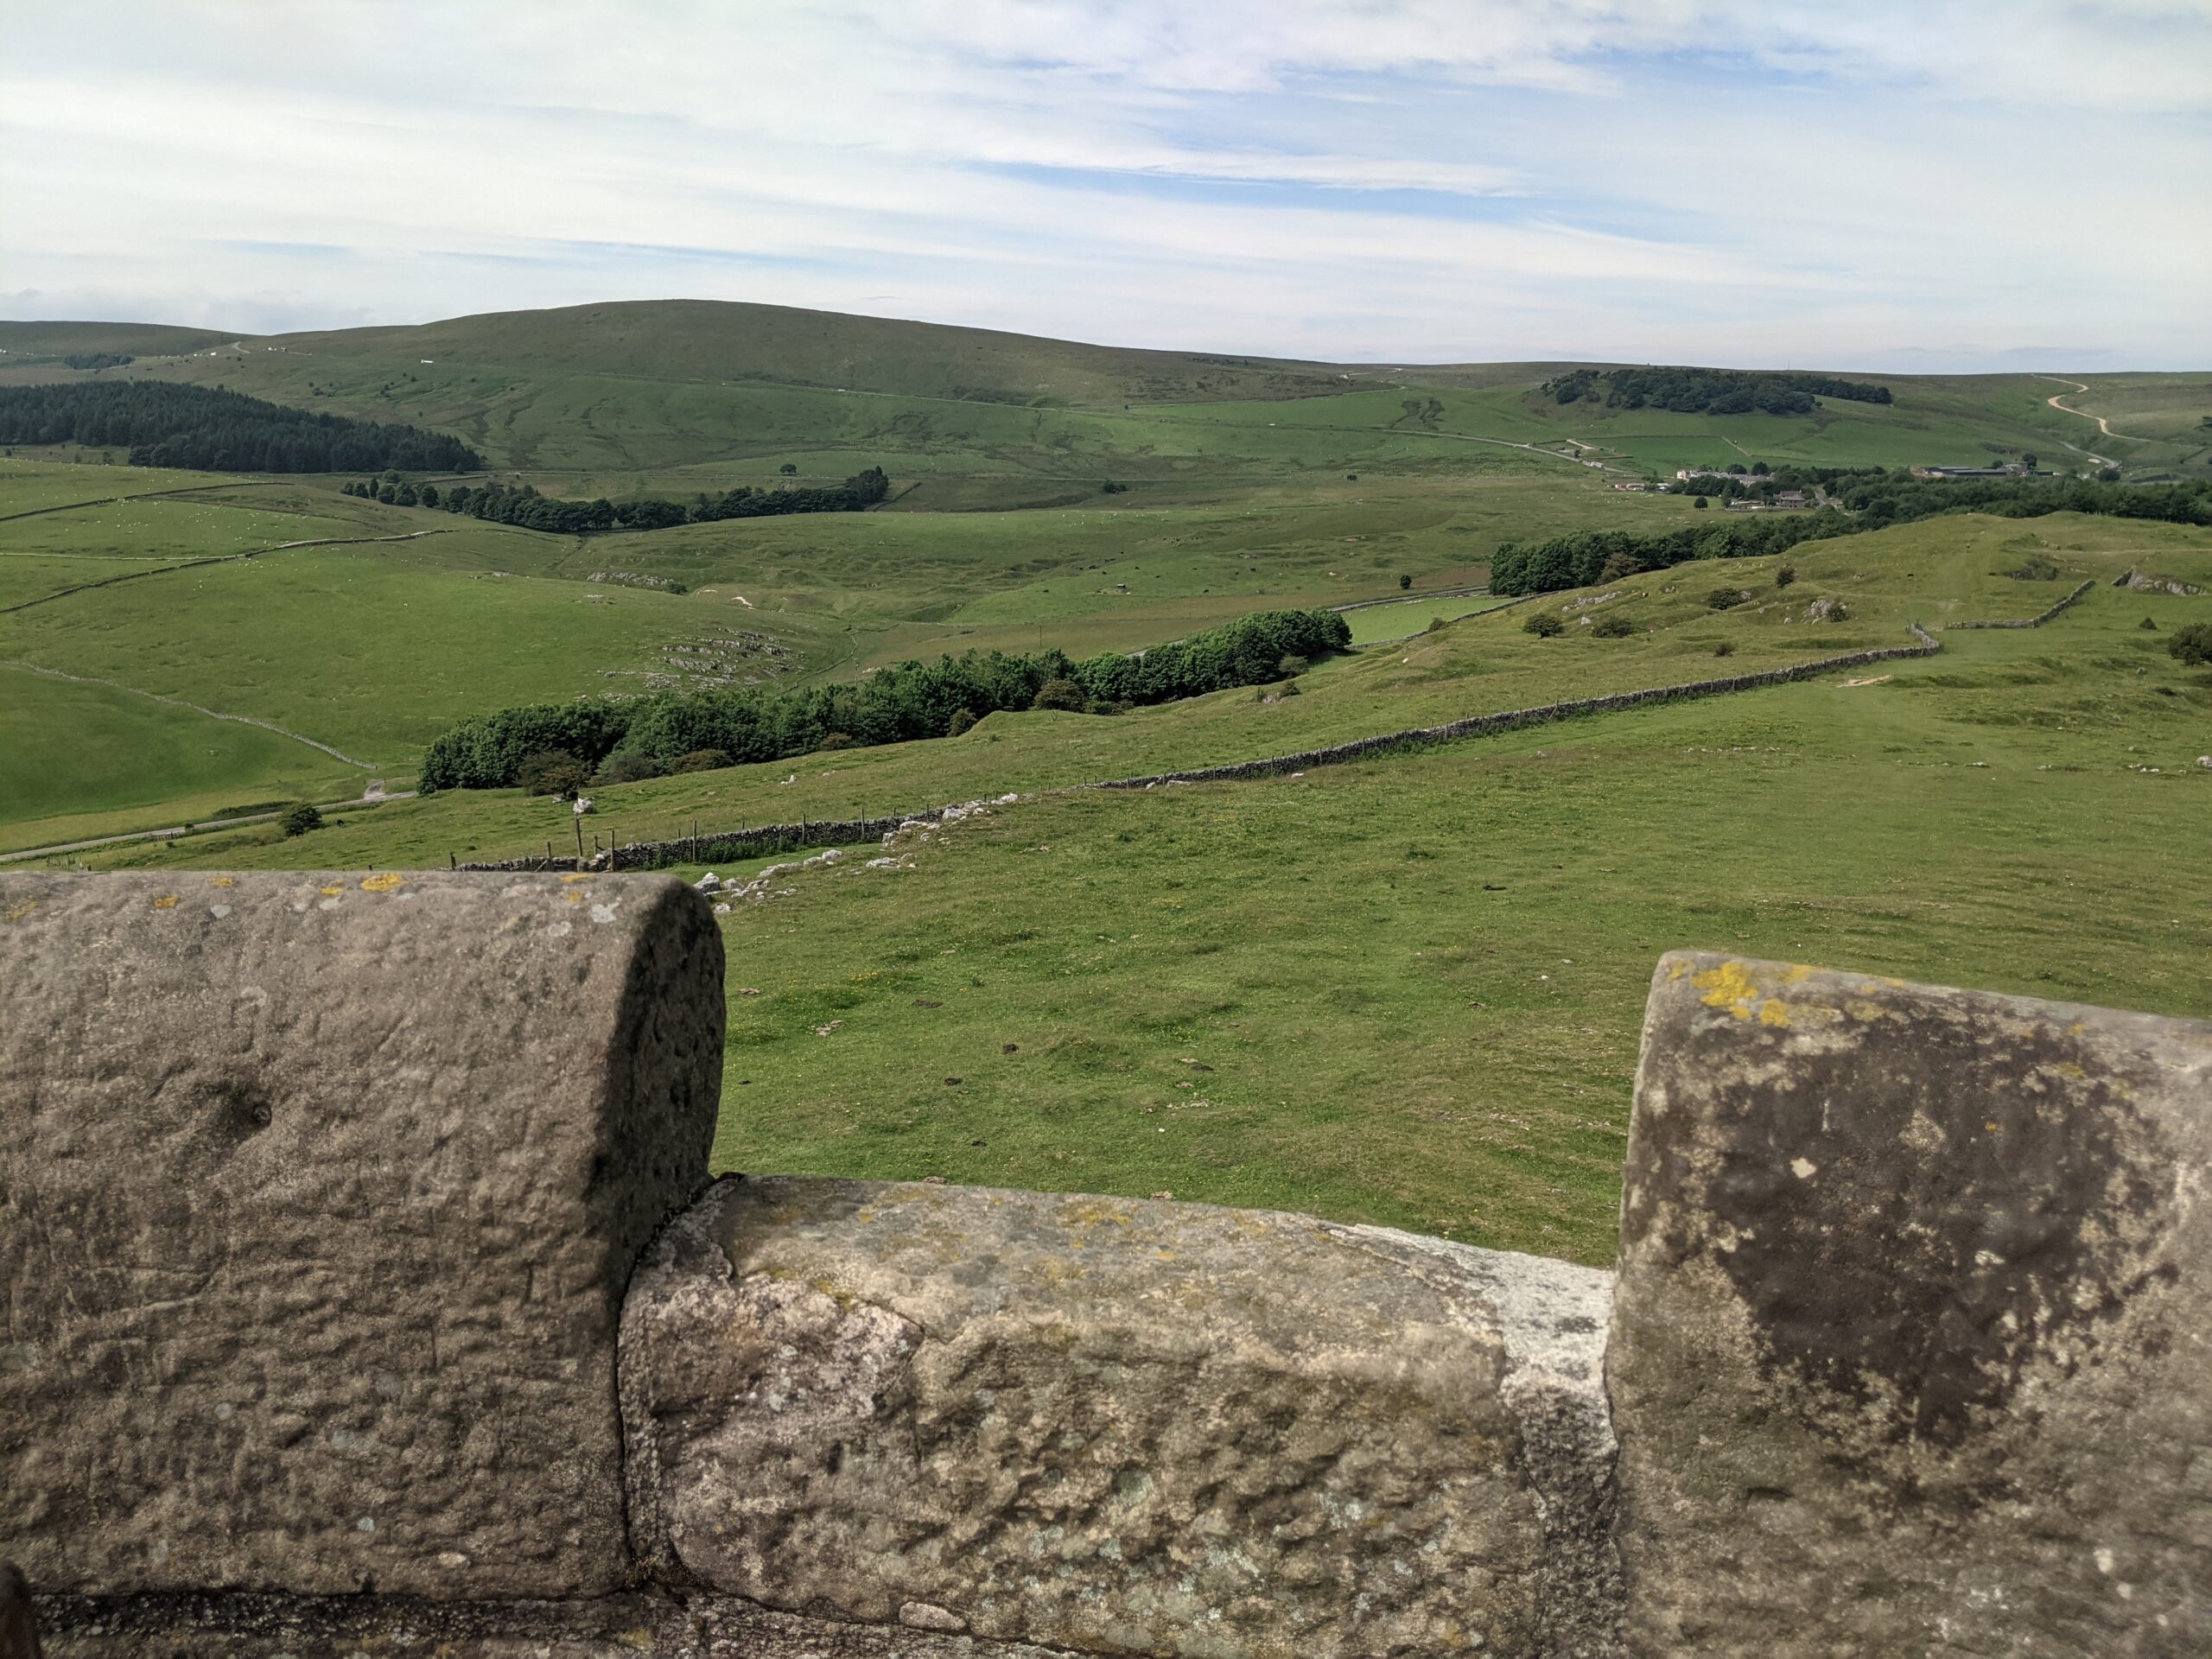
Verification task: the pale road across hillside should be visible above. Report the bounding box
[2033,373,2123,467]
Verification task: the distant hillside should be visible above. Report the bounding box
[0,321,234,365]
[11,300,2204,481]
[224,299,1369,409]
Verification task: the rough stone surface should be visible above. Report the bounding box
[1611,951,2212,1657]
[34,1590,1083,1658]
[622,1176,1623,1659]
[0,872,725,1599]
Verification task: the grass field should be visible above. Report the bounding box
[47,513,2210,1262]
[4,300,2207,1265]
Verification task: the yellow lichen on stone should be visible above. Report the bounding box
[207,875,236,888]
[1758,1001,1793,1027]
[3,900,34,924]
[360,873,406,893]
[319,884,344,897]
[151,894,179,910]
[1693,961,1761,1020]
[561,873,593,884]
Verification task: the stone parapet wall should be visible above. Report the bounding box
[0,872,724,1599]
[6,874,2207,1656]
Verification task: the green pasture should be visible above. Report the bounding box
[0,664,360,840]
[36,506,2212,1261]
[63,511,2212,874]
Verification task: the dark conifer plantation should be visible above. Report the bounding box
[0,381,480,472]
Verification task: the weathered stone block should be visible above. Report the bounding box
[1612,952,2212,1656]
[0,872,724,1599]
[621,1176,1622,1659]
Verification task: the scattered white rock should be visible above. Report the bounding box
[696,872,721,892]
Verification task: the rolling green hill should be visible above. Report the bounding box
[9,301,2203,481]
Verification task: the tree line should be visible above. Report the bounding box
[339,467,891,535]
[418,607,1351,791]
[0,382,480,473]
[63,353,134,371]
[1541,367,1893,416]
[1490,471,2212,594]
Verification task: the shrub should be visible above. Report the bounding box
[2169,620,2212,667]
[1707,588,1751,610]
[517,748,593,798]
[1277,652,1309,676]
[1713,640,1736,657]
[1694,496,1709,510]
[279,803,323,837]
[671,748,734,773]
[1032,677,1088,712]
[778,462,798,474]
[595,750,665,785]
[1776,564,1797,588]
[1101,480,1128,494]
[2140,616,2159,631]
[1425,614,1450,633]
[1398,574,1412,590]
[1523,610,1566,638]
[817,732,858,751]
[1589,610,1636,639]
[946,708,978,737]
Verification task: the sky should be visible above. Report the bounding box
[3,1,2208,371]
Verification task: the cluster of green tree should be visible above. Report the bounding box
[0,382,480,473]
[419,607,1351,791]
[340,474,443,507]
[1490,471,2212,594]
[1541,366,1892,415]
[342,467,893,536]
[62,353,133,370]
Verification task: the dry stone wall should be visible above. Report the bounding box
[7,875,2208,1657]
[1945,577,2095,628]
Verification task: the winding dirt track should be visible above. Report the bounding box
[2031,375,2122,467]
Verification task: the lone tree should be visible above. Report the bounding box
[2169,620,2212,667]
[1523,610,1566,638]
[1776,564,1797,588]
[279,803,323,837]
[1399,574,1412,590]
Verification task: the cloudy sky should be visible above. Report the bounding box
[3,1,2207,369]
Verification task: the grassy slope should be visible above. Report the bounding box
[25,300,2200,482]
[56,517,2212,1267]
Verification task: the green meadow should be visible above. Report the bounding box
[4,300,2209,1258]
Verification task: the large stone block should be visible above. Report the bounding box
[1611,953,2212,1656]
[620,1175,1622,1659]
[0,872,724,1599]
